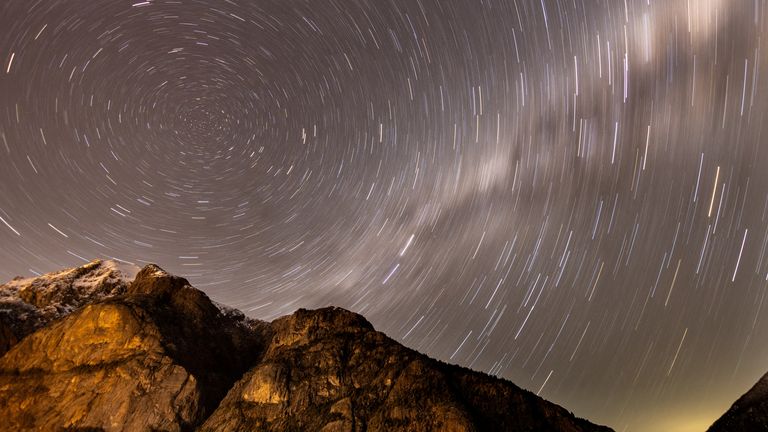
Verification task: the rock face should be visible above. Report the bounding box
[708,371,768,431]
[0,261,611,432]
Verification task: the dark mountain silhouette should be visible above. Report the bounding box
[708,371,768,431]
[0,260,612,432]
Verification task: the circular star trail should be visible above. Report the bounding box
[1,1,767,430]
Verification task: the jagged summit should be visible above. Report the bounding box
[3,258,138,306]
[0,262,612,432]
[128,262,191,296]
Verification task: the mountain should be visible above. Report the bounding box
[708,371,768,431]
[0,259,137,355]
[0,260,612,432]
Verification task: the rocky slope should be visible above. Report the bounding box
[708,371,768,431]
[0,260,611,432]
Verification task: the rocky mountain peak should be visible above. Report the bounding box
[128,263,187,296]
[7,259,136,308]
[269,306,374,350]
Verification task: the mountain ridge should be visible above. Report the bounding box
[707,370,768,431]
[0,260,612,431]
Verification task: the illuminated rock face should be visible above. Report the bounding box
[0,302,202,431]
[0,264,611,432]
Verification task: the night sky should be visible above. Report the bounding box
[1,1,767,430]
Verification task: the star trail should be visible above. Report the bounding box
[1,1,767,430]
